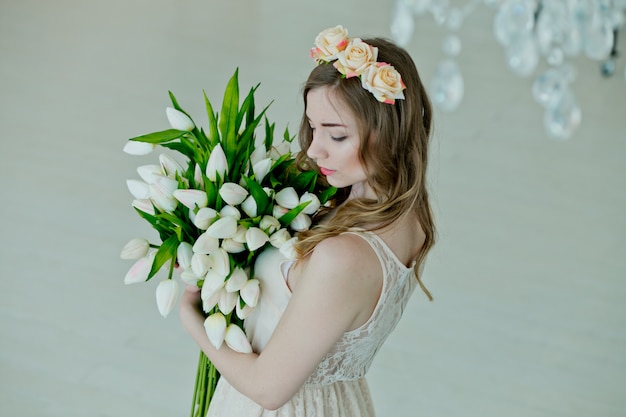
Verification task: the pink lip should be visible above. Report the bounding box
[320,167,336,176]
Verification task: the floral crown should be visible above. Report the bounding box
[310,25,406,105]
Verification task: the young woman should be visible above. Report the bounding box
[179,25,436,416]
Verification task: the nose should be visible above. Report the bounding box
[306,132,326,162]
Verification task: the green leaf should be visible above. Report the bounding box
[278,201,310,227]
[203,91,219,147]
[318,186,338,204]
[264,117,275,152]
[244,176,269,215]
[129,129,185,144]
[219,69,240,164]
[147,234,179,280]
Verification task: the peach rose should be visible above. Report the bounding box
[333,38,378,78]
[310,25,349,62]
[361,62,406,104]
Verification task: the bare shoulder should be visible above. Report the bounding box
[308,233,380,275]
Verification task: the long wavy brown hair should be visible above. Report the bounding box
[294,37,436,300]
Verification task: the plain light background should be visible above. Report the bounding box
[1,1,625,416]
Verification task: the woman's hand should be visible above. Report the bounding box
[179,284,204,334]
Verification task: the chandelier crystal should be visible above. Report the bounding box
[391,0,626,140]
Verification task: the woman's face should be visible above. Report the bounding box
[305,87,374,199]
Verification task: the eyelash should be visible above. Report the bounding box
[309,126,346,142]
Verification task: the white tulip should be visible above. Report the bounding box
[252,158,272,183]
[159,153,184,178]
[236,298,254,319]
[218,288,238,315]
[206,143,228,182]
[279,237,299,260]
[123,251,155,284]
[222,238,245,253]
[192,232,220,255]
[224,324,252,353]
[126,179,150,199]
[153,175,179,196]
[204,312,227,349]
[225,267,248,292]
[120,238,150,260]
[149,183,177,213]
[123,140,155,156]
[272,204,288,219]
[208,248,230,278]
[240,279,260,307]
[219,182,249,206]
[132,199,155,215]
[275,187,300,209]
[270,141,290,160]
[176,242,193,269]
[249,143,267,166]
[201,270,225,302]
[232,225,248,244]
[241,195,258,218]
[259,215,281,235]
[180,269,202,286]
[156,279,179,318]
[246,227,269,251]
[137,164,163,184]
[300,192,321,215]
[269,228,291,249]
[193,207,218,230]
[193,163,204,189]
[166,107,195,131]
[206,216,237,239]
[290,213,312,232]
[191,253,210,277]
[220,205,241,220]
[202,288,221,313]
[173,189,208,210]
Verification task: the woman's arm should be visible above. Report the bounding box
[179,233,382,410]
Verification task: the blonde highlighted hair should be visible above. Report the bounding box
[295,37,436,300]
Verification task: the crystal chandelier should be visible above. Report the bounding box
[390,0,626,140]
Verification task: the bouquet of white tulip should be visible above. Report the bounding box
[120,69,335,416]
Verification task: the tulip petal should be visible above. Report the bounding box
[176,241,193,270]
[166,107,195,131]
[126,179,150,199]
[218,288,238,315]
[159,153,185,178]
[224,324,252,353]
[156,279,179,318]
[275,187,300,209]
[206,216,238,239]
[204,313,227,349]
[192,232,220,255]
[300,192,321,215]
[124,251,155,285]
[219,182,249,206]
[123,140,155,156]
[246,227,269,251]
[236,298,254,320]
[120,238,150,260]
[173,189,208,210]
[240,279,260,307]
[225,267,248,292]
[137,164,163,184]
[193,207,218,230]
[206,143,228,182]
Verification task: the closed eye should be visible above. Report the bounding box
[331,135,347,142]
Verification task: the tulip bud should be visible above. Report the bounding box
[269,228,291,249]
[191,253,211,277]
[206,216,237,239]
[208,248,230,278]
[240,278,260,307]
[202,288,221,312]
[272,204,289,219]
[222,238,245,253]
[192,232,220,255]
[173,189,208,210]
[201,270,225,302]
[250,143,267,166]
[149,183,177,213]
[123,140,155,156]
[220,205,241,220]
[193,163,204,189]
[190,208,215,231]
[166,107,195,132]
[120,238,150,260]
[259,215,281,235]
[224,324,252,353]
[218,288,238,314]
[236,298,254,320]
[252,158,272,184]
[225,267,248,292]
[290,213,312,232]
[206,143,228,182]
[156,279,179,318]
[126,179,150,199]
[180,269,202,286]
[270,141,290,160]
[300,192,321,215]
[246,227,269,251]
[275,187,300,209]
[204,313,227,349]
[219,182,249,206]
[132,199,155,215]
[123,251,155,284]
[176,242,193,269]
[137,164,163,184]
[241,196,258,218]
[279,237,299,260]
[232,225,248,244]
[159,153,185,178]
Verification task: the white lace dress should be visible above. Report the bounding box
[206,230,418,417]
